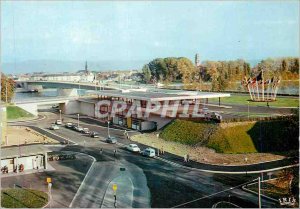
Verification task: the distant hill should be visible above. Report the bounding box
[2,59,149,75]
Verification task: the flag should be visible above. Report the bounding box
[256,71,263,81]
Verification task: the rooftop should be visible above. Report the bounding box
[1,144,51,159]
[95,89,230,102]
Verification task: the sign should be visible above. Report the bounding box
[46,177,52,183]
[112,184,117,192]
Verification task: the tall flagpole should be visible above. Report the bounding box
[261,70,264,101]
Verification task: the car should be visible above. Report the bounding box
[81,128,90,134]
[106,136,117,144]
[55,119,62,125]
[90,131,100,138]
[126,144,141,152]
[49,124,59,130]
[65,122,73,128]
[141,148,156,157]
[74,126,83,132]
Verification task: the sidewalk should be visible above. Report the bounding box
[153,151,298,174]
[101,172,134,208]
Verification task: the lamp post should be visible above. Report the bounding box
[77,114,80,127]
[107,121,110,138]
[245,157,248,176]
[59,109,62,121]
[247,101,250,119]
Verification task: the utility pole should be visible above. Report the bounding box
[258,176,261,208]
[107,121,110,138]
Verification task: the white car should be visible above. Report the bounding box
[50,124,59,130]
[126,144,141,153]
[55,119,62,125]
[141,148,156,157]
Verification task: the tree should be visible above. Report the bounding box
[1,73,15,103]
[142,64,151,83]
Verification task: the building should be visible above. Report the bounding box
[1,144,50,174]
[61,89,230,131]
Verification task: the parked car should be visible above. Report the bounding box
[50,124,59,130]
[90,131,99,138]
[126,144,141,152]
[65,122,73,128]
[106,136,117,144]
[55,119,62,125]
[141,148,156,157]
[72,125,83,132]
[81,128,90,134]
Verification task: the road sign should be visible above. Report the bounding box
[112,184,117,192]
[47,177,52,183]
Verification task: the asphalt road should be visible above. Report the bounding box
[9,111,285,208]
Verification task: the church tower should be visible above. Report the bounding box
[85,61,88,74]
[195,53,200,67]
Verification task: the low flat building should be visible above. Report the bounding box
[1,144,50,174]
[62,89,230,131]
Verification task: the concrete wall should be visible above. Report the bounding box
[63,100,80,114]
[141,121,157,131]
[80,102,95,117]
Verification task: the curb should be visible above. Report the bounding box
[69,152,96,208]
[8,115,46,123]
[100,170,134,208]
[154,156,299,174]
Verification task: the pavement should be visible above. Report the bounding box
[7,110,297,208]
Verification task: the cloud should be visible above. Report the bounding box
[68,27,101,44]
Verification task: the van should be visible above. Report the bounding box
[141,148,156,157]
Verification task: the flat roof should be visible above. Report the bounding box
[96,89,230,102]
[1,144,51,159]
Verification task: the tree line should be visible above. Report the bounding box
[1,73,15,103]
[141,57,299,91]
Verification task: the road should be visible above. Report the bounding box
[7,110,286,208]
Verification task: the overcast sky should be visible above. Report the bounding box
[1,1,299,71]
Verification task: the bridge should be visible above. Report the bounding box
[14,96,81,116]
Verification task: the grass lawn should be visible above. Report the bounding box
[210,94,299,107]
[6,105,34,121]
[246,179,290,200]
[1,188,48,208]
[160,119,298,154]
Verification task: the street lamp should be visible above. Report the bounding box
[107,121,110,138]
[245,157,248,176]
[59,109,62,121]
[247,101,250,119]
[77,114,80,127]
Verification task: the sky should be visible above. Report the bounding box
[1,0,299,73]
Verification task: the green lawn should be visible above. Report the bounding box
[6,105,34,121]
[211,94,299,107]
[161,118,299,154]
[1,188,48,208]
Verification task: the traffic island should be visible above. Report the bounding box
[101,172,134,208]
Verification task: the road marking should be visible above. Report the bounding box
[40,127,78,145]
[69,153,96,208]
